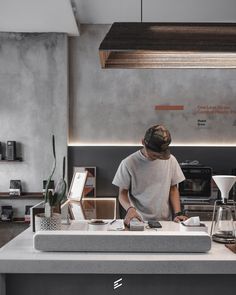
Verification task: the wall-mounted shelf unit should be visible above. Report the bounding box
[0,218,29,223]
[0,193,43,199]
[0,158,23,162]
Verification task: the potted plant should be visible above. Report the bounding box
[35,135,67,231]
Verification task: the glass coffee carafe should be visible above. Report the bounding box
[210,175,236,244]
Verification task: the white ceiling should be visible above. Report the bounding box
[74,0,236,24]
[0,0,79,36]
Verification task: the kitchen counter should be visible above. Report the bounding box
[1,221,236,295]
[0,221,236,274]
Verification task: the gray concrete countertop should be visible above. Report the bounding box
[0,221,236,274]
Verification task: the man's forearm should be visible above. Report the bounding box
[170,185,188,222]
[119,189,133,211]
[169,185,181,213]
[118,188,142,225]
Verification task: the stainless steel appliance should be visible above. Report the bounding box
[6,141,16,161]
[179,166,212,203]
[9,179,22,196]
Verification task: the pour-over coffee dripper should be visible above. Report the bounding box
[210,175,236,244]
[213,175,236,203]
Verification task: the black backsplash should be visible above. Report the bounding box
[68,146,236,197]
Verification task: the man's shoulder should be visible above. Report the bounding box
[169,154,177,161]
[119,150,142,169]
[170,154,176,161]
[169,154,182,167]
[123,150,141,163]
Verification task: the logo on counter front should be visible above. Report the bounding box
[113,278,123,290]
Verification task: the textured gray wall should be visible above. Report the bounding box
[0,33,68,192]
[69,25,236,145]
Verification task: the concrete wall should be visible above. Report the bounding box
[0,33,68,192]
[1,25,235,191]
[69,25,236,145]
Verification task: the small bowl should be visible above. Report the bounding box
[88,219,108,231]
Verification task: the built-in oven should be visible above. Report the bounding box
[179,166,212,202]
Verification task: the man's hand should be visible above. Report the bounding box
[174,215,188,223]
[124,207,142,226]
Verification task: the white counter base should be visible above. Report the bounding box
[33,230,211,253]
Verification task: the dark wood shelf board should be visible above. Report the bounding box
[0,218,30,223]
[0,192,43,199]
[0,159,23,162]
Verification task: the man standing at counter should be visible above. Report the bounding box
[112,124,188,226]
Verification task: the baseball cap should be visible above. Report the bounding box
[143,125,171,159]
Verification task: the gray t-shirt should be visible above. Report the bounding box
[112,150,185,221]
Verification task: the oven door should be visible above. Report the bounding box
[179,167,212,199]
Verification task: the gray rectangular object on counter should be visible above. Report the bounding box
[33,231,211,253]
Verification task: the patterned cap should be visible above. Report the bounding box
[144,125,171,159]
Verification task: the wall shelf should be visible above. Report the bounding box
[0,218,29,223]
[0,158,23,162]
[0,193,43,199]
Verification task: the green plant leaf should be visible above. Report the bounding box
[52,179,67,206]
[45,135,56,203]
[62,156,65,180]
[44,135,67,212]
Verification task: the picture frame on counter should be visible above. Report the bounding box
[68,171,88,201]
[73,166,96,198]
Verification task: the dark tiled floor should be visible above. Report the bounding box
[0,222,29,248]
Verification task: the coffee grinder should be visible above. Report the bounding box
[210,175,236,244]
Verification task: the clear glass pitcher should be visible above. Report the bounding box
[211,204,235,244]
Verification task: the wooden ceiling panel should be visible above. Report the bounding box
[99,23,236,68]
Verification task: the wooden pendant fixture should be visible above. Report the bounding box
[99,22,236,69]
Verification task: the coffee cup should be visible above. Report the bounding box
[88,219,108,231]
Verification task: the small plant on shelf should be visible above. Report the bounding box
[44,135,67,218]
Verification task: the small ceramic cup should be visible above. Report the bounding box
[88,219,108,231]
